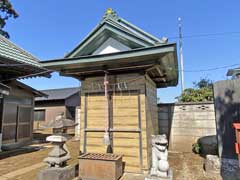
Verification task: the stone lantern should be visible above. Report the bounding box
[37,113,78,180]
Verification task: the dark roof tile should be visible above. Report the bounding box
[0,35,41,67]
[35,87,80,101]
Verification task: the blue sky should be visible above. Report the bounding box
[6,0,240,102]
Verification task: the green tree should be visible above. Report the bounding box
[177,78,214,102]
[193,78,213,89]
[0,0,18,38]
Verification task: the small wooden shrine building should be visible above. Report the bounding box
[42,9,178,173]
[0,35,49,150]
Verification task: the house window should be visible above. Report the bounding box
[34,109,46,121]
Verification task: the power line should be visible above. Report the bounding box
[168,31,240,40]
[176,63,240,73]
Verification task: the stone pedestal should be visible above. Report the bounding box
[37,115,78,180]
[37,166,75,180]
[204,155,220,174]
[145,169,173,180]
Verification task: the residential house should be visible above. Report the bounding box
[227,67,240,78]
[0,35,49,150]
[34,87,80,129]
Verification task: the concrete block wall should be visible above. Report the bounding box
[158,102,216,152]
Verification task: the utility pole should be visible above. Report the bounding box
[178,17,185,93]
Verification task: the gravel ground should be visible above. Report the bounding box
[0,139,221,180]
[0,140,80,180]
[168,152,221,180]
[120,152,221,180]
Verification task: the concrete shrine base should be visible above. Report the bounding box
[37,166,75,180]
[145,169,173,180]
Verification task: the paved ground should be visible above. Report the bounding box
[0,140,79,180]
[120,152,221,180]
[0,139,221,180]
[168,152,221,180]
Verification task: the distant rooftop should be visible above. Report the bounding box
[227,67,240,77]
[35,87,80,101]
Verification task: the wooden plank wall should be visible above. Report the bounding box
[112,93,141,172]
[79,73,154,173]
[2,82,34,148]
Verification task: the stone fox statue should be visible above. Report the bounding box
[150,134,169,177]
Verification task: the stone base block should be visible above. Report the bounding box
[37,166,75,180]
[204,155,220,174]
[145,169,173,180]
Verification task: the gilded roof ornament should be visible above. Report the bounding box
[102,8,119,21]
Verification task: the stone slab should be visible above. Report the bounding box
[204,155,220,174]
[37,166,75,180]
[145,169,173,180]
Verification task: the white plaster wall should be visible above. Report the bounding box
[93,37,131,55]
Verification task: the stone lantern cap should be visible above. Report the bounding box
[46,135,68,142]
[44,113,78,129]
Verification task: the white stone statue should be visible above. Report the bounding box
[150,134,170,177]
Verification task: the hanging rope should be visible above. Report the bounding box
[103,72,110,146]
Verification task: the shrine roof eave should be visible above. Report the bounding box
[0,56,51,81]
[42,43,179,88]
[0,82,10,95]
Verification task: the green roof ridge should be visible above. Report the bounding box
[65,9,166,58]
[101,8,161,43]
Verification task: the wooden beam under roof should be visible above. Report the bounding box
[61,63,155,76]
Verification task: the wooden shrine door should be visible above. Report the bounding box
[83,91,143,173]
[112,91,142,173]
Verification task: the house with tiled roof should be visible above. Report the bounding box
[34,87,80,129]
[227,67,240,79]
[0,35,49,150]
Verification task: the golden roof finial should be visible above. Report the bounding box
[103,8,118,21]
[106,8,113,15]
